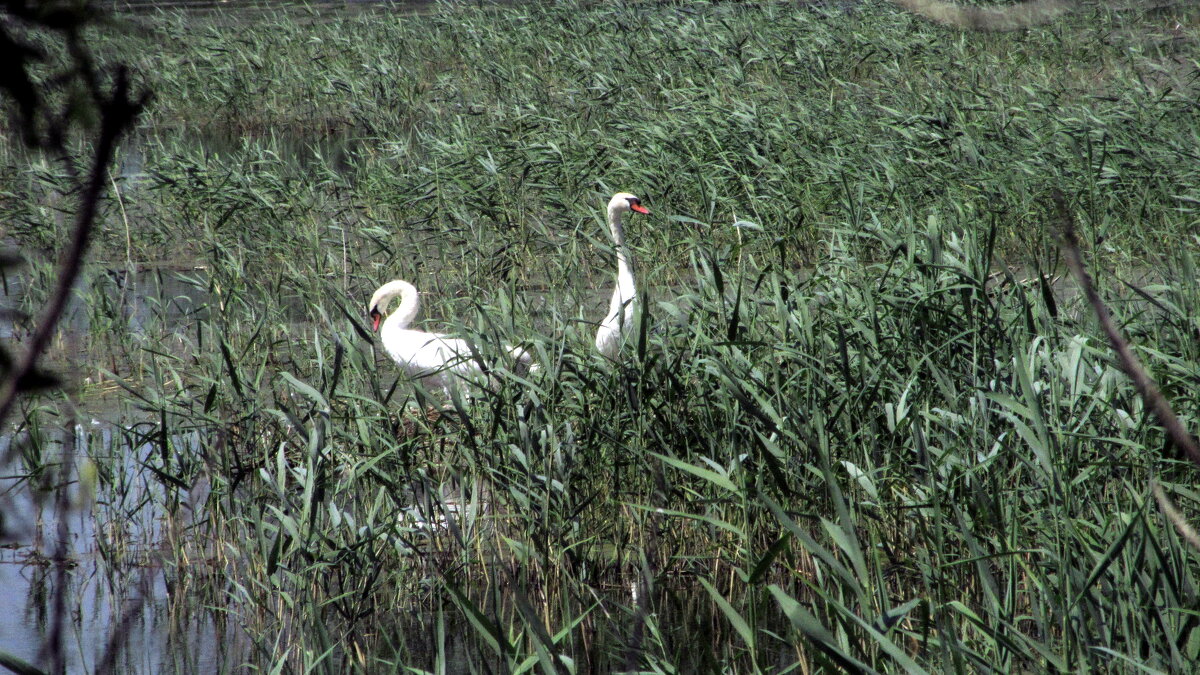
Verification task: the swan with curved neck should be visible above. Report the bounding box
[369,280,532,395]
[595,192,649,359]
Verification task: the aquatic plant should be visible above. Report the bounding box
[3,0,1200,671]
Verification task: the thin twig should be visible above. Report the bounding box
[1055,191,1200,467]
[1055,190,1200,553]
[1151,481,1200,550]
[0,68,147,427]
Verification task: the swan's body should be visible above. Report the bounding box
[369,280,531,395]
[595,192,649,359]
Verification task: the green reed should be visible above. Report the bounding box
[4,0,1200,672]
[3,0,1192,268]
[36,208,1192,671]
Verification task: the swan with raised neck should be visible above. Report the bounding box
[595,192,649,359]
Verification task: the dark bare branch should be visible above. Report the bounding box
[0,64,148,425]
[1055,191,1200,468]
[1056,191,1200,550]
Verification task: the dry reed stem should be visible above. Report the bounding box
[1151,481,1200,550]
[0,68,148,426]
[1055,190,1200,551]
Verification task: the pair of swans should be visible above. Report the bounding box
[368,192,649,393]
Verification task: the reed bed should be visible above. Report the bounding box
[3,0,1200,671]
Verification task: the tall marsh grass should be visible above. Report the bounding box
[4,0,1200,671]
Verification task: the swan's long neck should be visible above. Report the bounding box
[383,281,420,331]
[608,207,636,309]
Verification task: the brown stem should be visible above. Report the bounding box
[0,68,146,426]
[1056,191,1200,552]
[1055,191,1200,468]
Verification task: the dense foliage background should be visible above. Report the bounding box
[3,0,1199,671]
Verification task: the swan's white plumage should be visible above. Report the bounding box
[595,192,648,359]
[369,280,531,394]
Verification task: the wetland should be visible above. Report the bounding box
[2,0,1200,671]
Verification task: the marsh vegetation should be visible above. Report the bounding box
[3,0,1200,671]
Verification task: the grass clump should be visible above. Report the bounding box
[7,0,1198,269]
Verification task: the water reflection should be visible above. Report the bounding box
[0,425,252,673]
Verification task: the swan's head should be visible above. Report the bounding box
[608,192,649,216]
[368,293,386,332]
[367,280,416,332]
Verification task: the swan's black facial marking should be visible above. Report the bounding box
[626,196,650,215]
[370,307,382,332]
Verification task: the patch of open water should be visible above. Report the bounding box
[0,425,250,672]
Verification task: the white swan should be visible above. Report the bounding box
[595,192,649,359]
[369,279,532,395]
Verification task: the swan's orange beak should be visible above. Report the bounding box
[631,203,649,215]
[370,308,381,332]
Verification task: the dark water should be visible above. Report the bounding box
[0,263,210,346]
[0,179,251,669]
[0,426,249,672]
